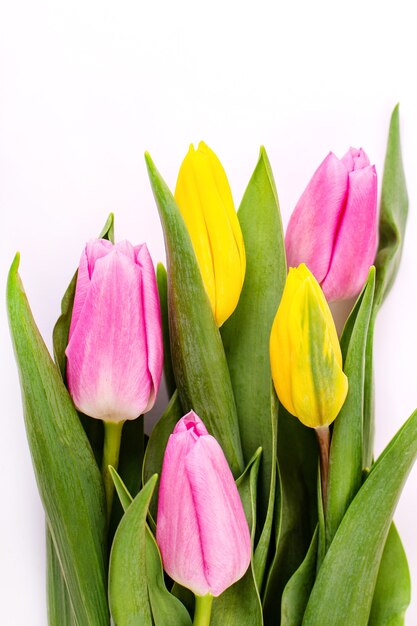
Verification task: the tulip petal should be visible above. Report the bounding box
[285,153,348,283]
[68,239,114,342]
[135,244,164,412]
[66,249,152,421]
[175,143,245,326]
[322,165,377,301]
[175,146,216,311]
[341,147,370,171]
[156,430,210,597]
[185,435,251,597]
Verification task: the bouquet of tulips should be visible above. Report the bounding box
[7,105,414,626]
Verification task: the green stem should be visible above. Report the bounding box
[102,420,124,522]
[193,594,213,626]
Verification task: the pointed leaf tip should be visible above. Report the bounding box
[9,252,20,274]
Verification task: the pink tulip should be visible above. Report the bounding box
[156,412,251,597]
[285,148,377,301]
[65,239,163,423]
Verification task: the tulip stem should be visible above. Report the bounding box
[193,594,213,626]
[315,426,330,515]
[102,420,124,522]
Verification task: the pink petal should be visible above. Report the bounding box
[156,430,210,596]
[321,165,377,301]
[341,147,370,171]
[185,435,251,597]
[135,244,163,412]
[285,153,349,283]
[69,239,113,341]
[66,249,152,422]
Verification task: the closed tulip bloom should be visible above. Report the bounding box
[156,412,251,597]
[270,264,348,428]
[285,148,377,302]
[66,239,163,423]
[175,141,246,326]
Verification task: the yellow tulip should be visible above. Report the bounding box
[270,264,348,428]
[174,142,246,327]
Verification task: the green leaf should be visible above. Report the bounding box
[210,448,263,626]
[374,104,408,310]
[109,466,134,512]
[263,407,318,624]
[281,528,318,626]
[142,390,183,520]
[221,146,286,525]
[302,408,417,626]
[363,105,408,468]
[7,255,109,626]
[46,529,75,626]
[369,522,411,626]
[252,387,277,590]
[145,152,244,477]
[157,262,176,397]
[108,475,192,626]
[326,268,375,546]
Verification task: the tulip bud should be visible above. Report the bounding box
[65,239,163,423]
[285,148,377,301]
[270,264,348,428]
[156,411,251,597]
[174,141,246,326]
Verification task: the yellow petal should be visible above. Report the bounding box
[175,142,246,326]
[270,264,348,428]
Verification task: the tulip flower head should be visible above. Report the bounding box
[270,264,348,428]
[285,148,377,302]
[156,412,251,597]
[65,239,163,423]
[175,141,246,326]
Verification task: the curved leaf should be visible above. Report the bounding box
[364,105,408,468]
[7,255,109,626]
[109,475,191,626]
[281,528,318,626]
[326,268,375,546]
[263,407,317,624]
[145,152,244,476]
[369,522,410,626]
[46,529,75,626]
[221,146,286,524]
[303,408,417,626]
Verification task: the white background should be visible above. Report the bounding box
[1,0,417,623]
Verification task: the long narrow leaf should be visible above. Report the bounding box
[221,146,286,525]
[46,529,75,626]
[281,528,318,626]
[7,255,109,626]
[326,268,375,546]
[108,474,192,626]
[369,522,410,625]
[303,408,417,626]
[263,407,317,624]
[363,105,408,468]
[145,153,244,476]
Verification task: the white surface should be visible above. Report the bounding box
[1,0,417,623]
